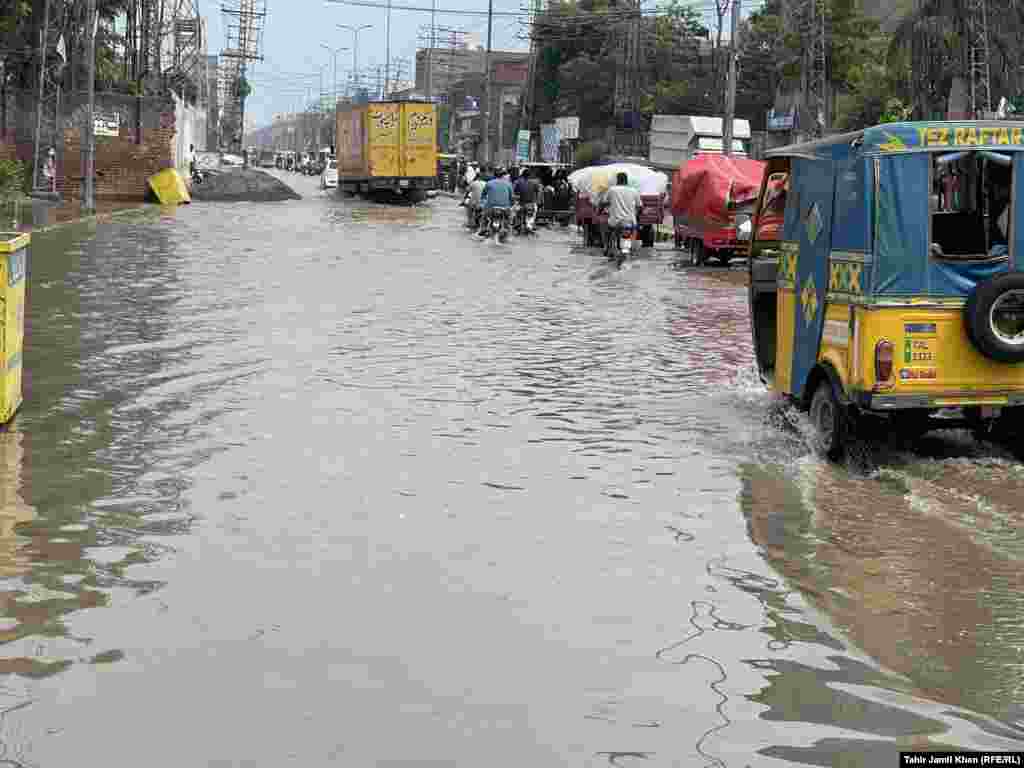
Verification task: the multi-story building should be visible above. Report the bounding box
[446,51,529,162]
[416,46,483,101]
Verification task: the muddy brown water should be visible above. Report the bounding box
[1,173,1021,766]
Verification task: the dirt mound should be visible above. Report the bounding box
[190,169,301,202]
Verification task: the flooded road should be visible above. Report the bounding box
[4,172,1023,766]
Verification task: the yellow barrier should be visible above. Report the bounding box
[0,233,28,424]
[147,168,191,205]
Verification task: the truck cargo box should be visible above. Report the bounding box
[335,101,438,197]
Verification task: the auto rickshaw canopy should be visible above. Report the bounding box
[765,121,1024,299]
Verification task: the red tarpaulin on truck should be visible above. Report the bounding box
[671,154,766,231]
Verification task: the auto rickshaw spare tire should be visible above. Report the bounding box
[964,272,1024,363]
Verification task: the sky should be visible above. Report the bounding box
[201,0,759,130]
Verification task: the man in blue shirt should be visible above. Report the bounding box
[478,168,514,236]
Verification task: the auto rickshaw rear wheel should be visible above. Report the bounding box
[810,379,846,461]
[964,273,1024,363]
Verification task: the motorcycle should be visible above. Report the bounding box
[460,193,482,231]
[489,207,511,244]
[516,201,538,235]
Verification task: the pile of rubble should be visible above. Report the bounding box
[190,169,301,203]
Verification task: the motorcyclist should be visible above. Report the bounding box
[601,172,642,256]
[478,167,514,237]
[512,168,543,230]
[464,174,488,229]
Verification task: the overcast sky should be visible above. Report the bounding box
[202,0,752,129]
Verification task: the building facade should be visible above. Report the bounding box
[446,51,529,162]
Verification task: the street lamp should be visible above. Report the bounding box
[338,24,372,94]
[321,43,349,105]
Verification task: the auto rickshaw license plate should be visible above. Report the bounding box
[904,337,936,364]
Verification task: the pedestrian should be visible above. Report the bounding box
[188,144,196,178]
[43,147,56,194]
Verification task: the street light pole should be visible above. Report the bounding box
[481,0,493,163]
[321,44,348,105]
[338,24,372,94]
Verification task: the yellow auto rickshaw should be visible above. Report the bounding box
[749,121,1024,460]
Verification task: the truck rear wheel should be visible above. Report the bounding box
[641,225,655,248]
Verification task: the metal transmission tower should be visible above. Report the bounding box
[967,0,992,117]
[612,0,641,123]
[29,0,65,194]
[802,0,827,136]
[220,0,266,154]
[790,0,827,136]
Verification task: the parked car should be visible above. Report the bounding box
[321,159,338,189]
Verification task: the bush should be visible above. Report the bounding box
[0,160,27,231]
[575,140,608,168]
[0,160,25,203]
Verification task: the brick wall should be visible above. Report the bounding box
[62,123,176,201]
[3,90,178,201]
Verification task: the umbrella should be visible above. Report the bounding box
[569,163,668,203]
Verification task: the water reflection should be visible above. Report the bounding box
[740,456,1024,728]
[5,215,210,683]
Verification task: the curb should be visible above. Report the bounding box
[23,203,156,236]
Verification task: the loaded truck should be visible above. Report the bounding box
[649,115,754,264]
[670,153,765,266]
[335,100,438,202]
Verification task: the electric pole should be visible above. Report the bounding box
[482,0,493,163]
[32,0,50,195]
[723,0,739,156]
[384,0,392,96]
[83,0,97,212]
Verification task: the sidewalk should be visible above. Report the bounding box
[11,199,153,235]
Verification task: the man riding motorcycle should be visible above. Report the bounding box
[463,173,488,230]
[478,168,514,239]
[600,172,642,260]
[512,169,543,233]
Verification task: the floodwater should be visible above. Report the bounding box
[2,172,1022,766]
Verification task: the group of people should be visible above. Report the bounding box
[461,164,575,235]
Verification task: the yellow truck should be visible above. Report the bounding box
[335,101,438,202]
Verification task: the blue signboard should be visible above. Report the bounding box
[516,129,530,163]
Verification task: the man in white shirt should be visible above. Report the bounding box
[603,172,642,252]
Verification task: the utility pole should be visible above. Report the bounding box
[426,0,437,100]
[31,0,50,195]
[481,0,493,163]
[338,24,372,94]
[384,0,392,96]
[83,0,97,212]
[723,0,739,156]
